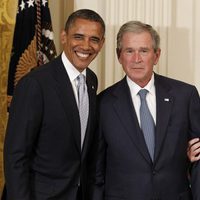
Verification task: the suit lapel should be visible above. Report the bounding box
[50,56,81,153]
[154,74,173,162]
[113,78,152,163]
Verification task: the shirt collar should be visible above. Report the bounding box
[127,73,155,96]
[61,52,86,82]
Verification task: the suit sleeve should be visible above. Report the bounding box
[89,97,106,200]
[188,86,200,199]
[4,75,43,200]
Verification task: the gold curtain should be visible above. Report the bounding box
[0,0,17,193]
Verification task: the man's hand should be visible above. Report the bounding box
[187,138,200,162]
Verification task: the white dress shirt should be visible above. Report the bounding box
[127,73,156,126]
[61,52,86,106]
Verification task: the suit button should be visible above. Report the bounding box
[152,170,156,175]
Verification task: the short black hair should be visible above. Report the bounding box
[65,9,105,36]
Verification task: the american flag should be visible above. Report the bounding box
[7,0,57,108]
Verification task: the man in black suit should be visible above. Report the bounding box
[91,21,200,200]
[3,9,105,200]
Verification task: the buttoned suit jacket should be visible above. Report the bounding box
[3,55,98,200]
[92,74,200,200]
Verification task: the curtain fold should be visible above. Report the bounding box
[0,0,17,193]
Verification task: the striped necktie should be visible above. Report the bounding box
[138,89,155,160]
[77,74,89,149]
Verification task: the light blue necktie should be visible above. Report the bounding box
[77,74,89,149]
[138,89,155,160]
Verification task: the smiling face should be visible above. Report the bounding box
[118,31,161,87]
[61,18,105,72]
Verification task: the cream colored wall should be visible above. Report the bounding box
[167,0,200,88]
[49,0,74,54]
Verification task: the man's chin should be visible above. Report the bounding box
[75,64,90,72]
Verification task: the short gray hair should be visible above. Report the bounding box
[117,21,160,53]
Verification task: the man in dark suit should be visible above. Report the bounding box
[91,21,200,200]
[3,9,105,200]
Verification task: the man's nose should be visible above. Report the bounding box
[134,52,142,63]
[81,39,90,50]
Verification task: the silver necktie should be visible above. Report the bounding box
[77,74,89,149]
[138,89,155,160]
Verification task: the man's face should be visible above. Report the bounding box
[61,18,104,72]
[118,31,160,87]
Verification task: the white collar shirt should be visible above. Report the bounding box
[61,52,86,105]
[127,73,156,126]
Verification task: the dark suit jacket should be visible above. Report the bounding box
[3,55,98,200]
[92,74,200,200]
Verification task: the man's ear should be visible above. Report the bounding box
[60,30,67,44]
[154,48,161,65]
[116,48,121,59]
[100,37,105,49]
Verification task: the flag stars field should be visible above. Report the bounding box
[19,0,48,13]
[19,0,25,11]
[42,0,48,7]
[27,0,34,8]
